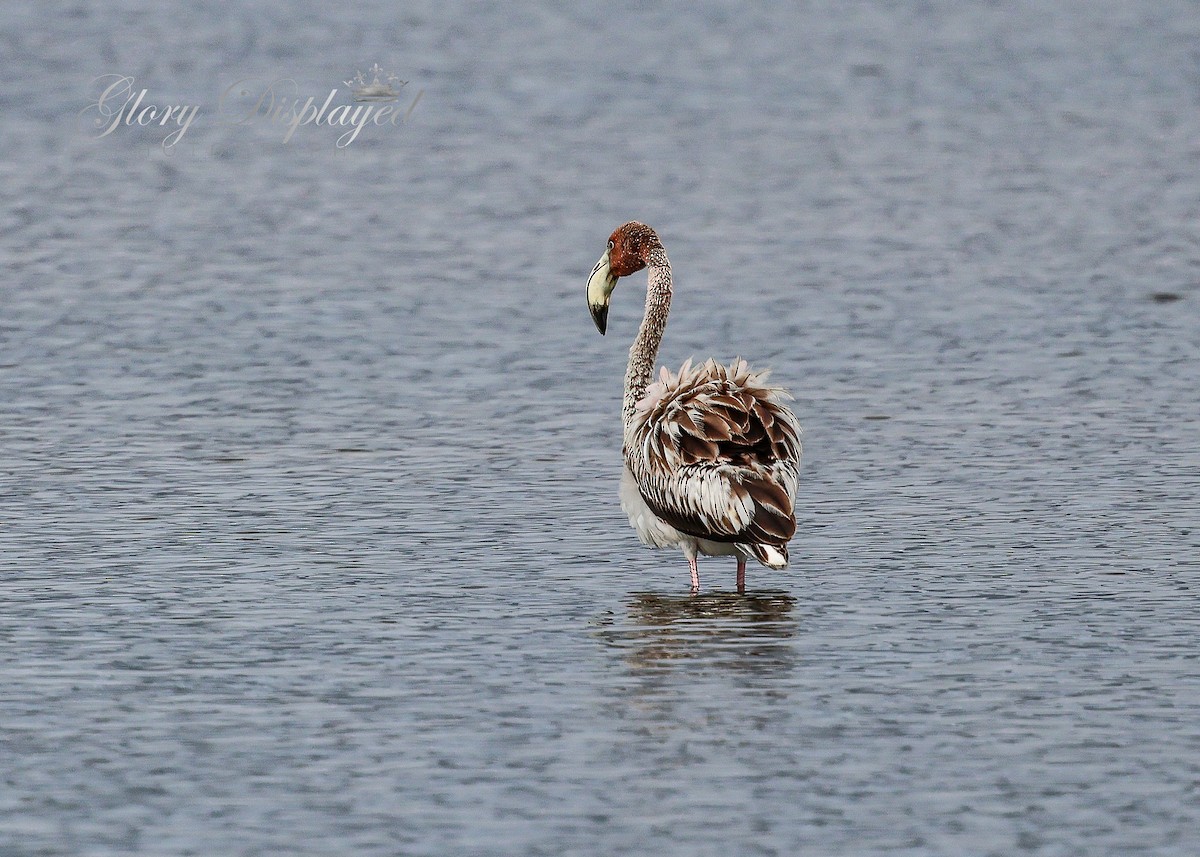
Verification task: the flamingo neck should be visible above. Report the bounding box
[622,248,671,427]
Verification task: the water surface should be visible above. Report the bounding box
[3,1,1199,854]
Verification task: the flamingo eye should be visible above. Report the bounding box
[607,240,614,250]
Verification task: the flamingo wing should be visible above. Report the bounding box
[624,358,802,547]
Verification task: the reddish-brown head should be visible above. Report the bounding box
[607,221,663,277]
[586,221,664,335]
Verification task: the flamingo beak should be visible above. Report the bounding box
[587,249,617,335]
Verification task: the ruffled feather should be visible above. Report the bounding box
[624,358,803,550]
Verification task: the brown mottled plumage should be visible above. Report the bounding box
[628,358,801,549]
[586,222,803,593]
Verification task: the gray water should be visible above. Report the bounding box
[3,1,1199,854]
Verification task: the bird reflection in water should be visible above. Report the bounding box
[596,589,798,673]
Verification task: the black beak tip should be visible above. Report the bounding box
[591,305,608,335]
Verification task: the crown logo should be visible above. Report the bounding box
[344,64,406,102]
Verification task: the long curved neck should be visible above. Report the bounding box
[622,247,671,426]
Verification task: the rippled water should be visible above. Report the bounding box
[3,1,1199,854]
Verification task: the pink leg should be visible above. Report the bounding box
[688,556,700,593]
[736,556,746,594]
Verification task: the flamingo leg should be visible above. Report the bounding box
[736,556,747,594]
[688,556,700,593]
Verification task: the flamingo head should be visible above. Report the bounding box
[586,221,664,335]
